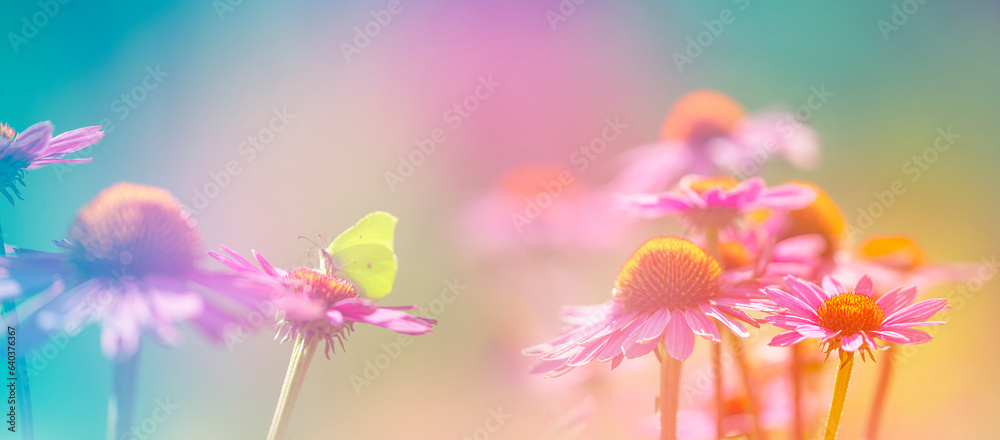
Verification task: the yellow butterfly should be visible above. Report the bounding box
[319,212,399,299]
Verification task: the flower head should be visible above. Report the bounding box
[458,164,631,253]
[0,182,274,360]
[764,275,950,360]
[618,176,816,231]
[0,121,104,204]
[833,235,977,292]
[728,181,846,283]
[610,90,821,193]
[209,246,436,358]
[524,237,762,376]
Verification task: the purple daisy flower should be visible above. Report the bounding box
[0,121,104,204]
[0,182,278,360]
[209,246,436,359]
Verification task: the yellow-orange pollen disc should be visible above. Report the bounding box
[68,182,202,277]
[287,269,358,304]
[0,123,16,141]
[816,292,885,337]
[614,237,722,313]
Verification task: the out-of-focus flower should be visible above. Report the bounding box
[764,275,950,360]
[0,121,104,204]
[209,246,435,358]
[741,181,848,282]
[0,182,274,360]
[611,90,820,193]
[618,176,816,232]
[524,237,763,376]
[834,235,976,291]
[458,165,631,253]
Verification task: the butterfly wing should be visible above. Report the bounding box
[327,212,399,299]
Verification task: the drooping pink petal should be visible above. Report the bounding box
[24,157,94,169]
[875,286,918,317]
[635,308,671,343]
[765,314,818,330]
[39,125,104,157]
[795,324,833,339]
[784,276,828,310]
[12,121,53,155]
[662,312,695,361]
[871,328,932,345]
[763,287,818,321]
[769,330,808,347]
[699,303,749,337]
[840,333,864,351]
[882,298,950,328]
[683,309,721,342]
[822,275,847,295]
[854,275,874,296]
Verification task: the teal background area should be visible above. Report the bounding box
[2,1,998,438]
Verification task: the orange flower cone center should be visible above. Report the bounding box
[614,237,722,313]
[68,182,201,278]
[816,293,885,336]
[287,269,358,304]
[660,90,744,142]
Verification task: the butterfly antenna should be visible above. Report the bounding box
[297,234,325,249]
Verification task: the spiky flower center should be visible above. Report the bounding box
[286,269,358,304]
[0,122,28,201]
[68,182,202,278]
[614,237,722,313]
[816,293,885,336]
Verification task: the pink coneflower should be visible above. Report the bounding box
[834,235,976,291]
[764,275,949,360]
[765,274,949,440]
[0,182,274,359]
[0,121,104,204]
[458,165,632,253]
[524,236,760,375]
[209,246,436,358]
[610,90,820,193]
[211,233,435,440]
[829,235,971,440]
[618,176,816,232]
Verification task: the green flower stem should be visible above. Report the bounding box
[729,333,768,440]
[0,214,34,440]
[704,227,725,438]
[108,352,139,440]
[790,343,805,440]
[824,350,855,440]
[267,334,319,440]
[659,343,682,440]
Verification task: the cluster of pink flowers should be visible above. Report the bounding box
[518,91,960,440]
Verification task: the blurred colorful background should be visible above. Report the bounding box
[2,1,999,439]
